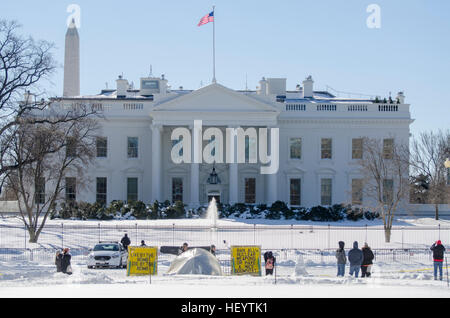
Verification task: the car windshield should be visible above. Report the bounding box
[93,244,119,251]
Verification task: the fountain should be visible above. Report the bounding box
[205,197,219,230]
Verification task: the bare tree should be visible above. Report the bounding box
[5,114,98,243]
[410,130,450,220]
[357,137,410,243]
[0,20,97,180]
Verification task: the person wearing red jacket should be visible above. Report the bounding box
[430,240,446,281]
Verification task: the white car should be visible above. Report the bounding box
[87,242,128,269]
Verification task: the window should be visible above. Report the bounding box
[321,178,332,206]
[96,137,107,158]
[65,177,76,202]
[321,138,332,159]
[66,137,77,157]
[127,178,138,202]
[127,137,138,158]
[35,177,45,205]
[96,177,107,205]
[172,178,183,202]
[290,138,302,159]
[383,179,394,204]
[172,137,184,157]
[383,139,394,159]
[245,178,256,204]
[290,179,301,206]
[352,138,363,159]
[351,179,363,205]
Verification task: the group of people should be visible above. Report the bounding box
[121,233,147,248]
[336,240,446,280]
[55,248,72,275]
[335,241,374,278]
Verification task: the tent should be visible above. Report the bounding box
[166,248,222,276]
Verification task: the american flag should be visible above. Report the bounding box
[198,11,214,26]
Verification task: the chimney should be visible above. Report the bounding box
[116,75,129,98]
[302,75,314,98]
[257,77,267,95]
[266,78,286,96]
[396,91,405,104]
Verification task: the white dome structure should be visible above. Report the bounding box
[166,248,222,276]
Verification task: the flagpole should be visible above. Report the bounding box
[212,5,216,84]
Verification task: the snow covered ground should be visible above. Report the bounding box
[0,216,449,298]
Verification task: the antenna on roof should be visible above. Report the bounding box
[245,73,248,91]
[149,65,153,77]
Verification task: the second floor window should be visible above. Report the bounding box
[96,137,107,158]
[352,138,363,159]
[127,137,138,158]
[66,137,77,158]
[383,139,394,159]
[290,138,302,159]
[321,138,332,159]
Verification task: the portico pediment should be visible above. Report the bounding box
[152,83,279,113]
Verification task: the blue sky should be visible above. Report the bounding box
[2,0,449,136]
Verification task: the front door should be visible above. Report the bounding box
[207,191,221,204]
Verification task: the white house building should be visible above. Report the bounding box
[50,22,413,209]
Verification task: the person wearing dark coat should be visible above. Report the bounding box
[178,242,189,255]
[55,250,63,273]
[263,251,276,276]
[210,245,216,256]
[431,240,446,281]
[335,241,346,277]
[347,241,363,277]
[140,240,146,246]
[61,248,72,275]
[121,234,131,251]
[361,242,374,278]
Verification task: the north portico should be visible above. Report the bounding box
[149,83,281,207]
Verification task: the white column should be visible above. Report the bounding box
[266,126,278,205]
[151,124,163,202]
[190,124,200,207]
[228,126,238,204]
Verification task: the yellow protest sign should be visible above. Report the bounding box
[231,246,261,276]
[126,246,158,276]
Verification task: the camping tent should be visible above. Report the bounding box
[166,248,222,276]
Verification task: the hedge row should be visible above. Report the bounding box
[50,200,379,222]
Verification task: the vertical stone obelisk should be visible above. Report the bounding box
[63,19,80,97]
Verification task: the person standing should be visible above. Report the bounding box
[140,240,147,247]
[361,242,374,278]
[430,240,446,281]
[348,241,363,278]
[61,248,72,275]
[264,251,276,276]
[55,250,63,273]
[335,241,346,277]
[121,233,131,251]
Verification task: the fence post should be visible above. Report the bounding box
[327,224,330,249]
[98,223,101,242]
[172,223,175,246]
[439,224,441,240]
[61,223,64,249]
[135,223,138,245]
[254,224,256,245]
[24,224,27,249]
[365,224,368,243]
[401,226,404,249]
[291,224,294,249]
